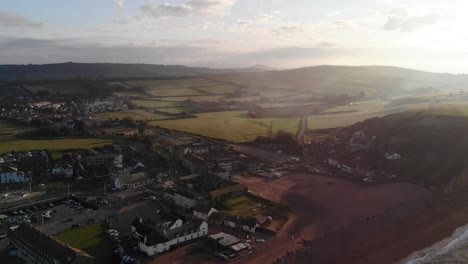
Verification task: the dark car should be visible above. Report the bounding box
[72,224,81,228]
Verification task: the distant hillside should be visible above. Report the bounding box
[343,111,468,188]
[0,62,259,80]
[209,65,468,97]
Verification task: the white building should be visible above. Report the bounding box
[193,205,217,221]
[114,171,154,189]
[132,217,208,256]
[0,166,31,184]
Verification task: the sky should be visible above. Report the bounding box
[1,0,468,73]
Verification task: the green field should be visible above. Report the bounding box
[55,221,111,263]
[307,101,433,130]
[129,99,181,108]
[219,195,289,231]
[158,107,189,114]
[146,88,202,97]
[94,110,169,120]
[0,138,112,155]
[155,95,225,102]
[0,121,33,140]
[150,110,300,142]
[197,85,238,94]
[126,78,219,89]
[25,83,87,95]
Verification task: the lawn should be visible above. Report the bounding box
[0,138,112,155]
[126,78,220,89]
[94,110,170,120]
[158,107,190,114]
[150,110,300,142]
[219,195,290,231]
[55,221,111,263]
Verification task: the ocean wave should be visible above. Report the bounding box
[401,223,468,264]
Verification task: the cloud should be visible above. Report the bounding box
[141,0,236,18]
[0,12,44,28]
[116,0,125,9]
[383,8,440,32]
[269,25,304,36]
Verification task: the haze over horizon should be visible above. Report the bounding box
[1,0,468,74]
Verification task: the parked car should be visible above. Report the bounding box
[72,224,81,228]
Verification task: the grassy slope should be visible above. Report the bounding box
[346,111,468,186]
[150,111,300,142]
[210,65,468,97]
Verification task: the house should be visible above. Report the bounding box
[8,223,94,264]
[114,171,154,189]
[209,212,225,225]
[85,153,115,167]
[193,205,217,221]
[348,131,373,151]
[385,153,402,160]
[173,189,207,209]
[242,218,260,233]
[132,217,208,256]
[0,166,31,184]
[51,164,74,178]
[214,157,240,174]
[254,214,271,226]
[224,215,242,229]
[240,158,259,172]
[208,232,252,256]
[181,154,206,174]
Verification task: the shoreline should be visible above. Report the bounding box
[397,222,468,264]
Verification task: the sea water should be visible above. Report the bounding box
[402,223,468,263]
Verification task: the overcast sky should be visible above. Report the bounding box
[1,0,468,73]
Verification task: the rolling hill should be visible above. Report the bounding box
[341,110,468,189]
[0,62,258,80]
[209,65,468,97]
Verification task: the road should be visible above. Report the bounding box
[297,116,308,146]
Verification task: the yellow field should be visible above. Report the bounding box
[94,110,169,120]
[126,79,220,89]
[150,111,300,142]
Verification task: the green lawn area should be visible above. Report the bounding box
[150,110,300,142]
[94,109,170,120]
[55,221,111,263]
[219,195,289,231]
[0,138,112,155]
